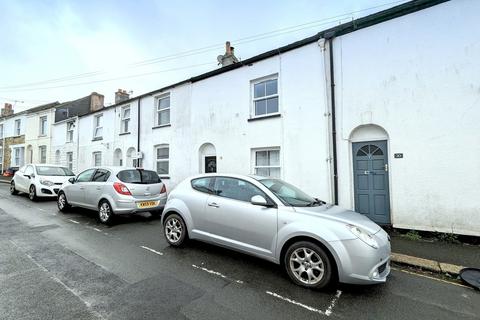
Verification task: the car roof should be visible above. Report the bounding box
[85,166,156,174]
[188,173,269,181]
[29,164,69,168]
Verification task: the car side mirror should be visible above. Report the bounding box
[251,195,268,206]
[23,174,31,179]
[68,177,76,184]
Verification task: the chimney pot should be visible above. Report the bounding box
[115,89,130,104]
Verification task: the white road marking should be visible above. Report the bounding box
[266,291,326,315]
[140,246,164,256]
[325,290,342,316]
[265,290,342,317]
[68,219,80,224]
[192,264,244,284]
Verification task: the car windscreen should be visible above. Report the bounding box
[36,166,75,176]
[117,169,161,184]
[259,178,317,207]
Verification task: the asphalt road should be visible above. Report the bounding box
[0,184,478,320]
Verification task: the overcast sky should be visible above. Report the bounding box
[0,0,407,111]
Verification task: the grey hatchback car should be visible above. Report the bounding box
[162,174,390,289]
[57,167,167,224]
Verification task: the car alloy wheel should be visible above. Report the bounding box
[99,201,112,224]
[29,185,37,201]
[163,214,187,246]
[289,247,325,285]
[165,218,182,243]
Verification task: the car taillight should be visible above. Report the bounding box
[160,184,166,194]
[113,182,131,195]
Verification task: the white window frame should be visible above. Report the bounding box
[93,114,103,139]
[66,121,74,142]
[39,116,47,136]
[251,75,279,118]
[14,148,21,166]
[155,144,169,176]
[155,94,170,127]
[93,151,102,166]
[66,152,73,170]
[252,147,281,178]
[120,105,131,134]
[39,145,47,164]
[14,119,21,136]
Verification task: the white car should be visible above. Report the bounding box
[10,164,75,201]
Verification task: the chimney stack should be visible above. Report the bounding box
[90,92,105,112]
[218,41,239,67]
[1,103,13,117]
[115,89,130,104]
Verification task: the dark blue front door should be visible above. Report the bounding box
[352,141,390,224]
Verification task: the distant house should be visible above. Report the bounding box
[0,103,27,170]
[51,93,104,173]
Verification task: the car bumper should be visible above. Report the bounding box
[111,193,168,215]
[331,228,391,285]
[38,185,62,197]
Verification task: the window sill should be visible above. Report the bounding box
[38,135,47,138]
[92,137,103,141]
[247,113,281,122]
[152,124,171,130]
[119,132,131,136]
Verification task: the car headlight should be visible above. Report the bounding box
[40,179,54,187]
[347,224,379,249]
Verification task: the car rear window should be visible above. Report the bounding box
[117,169,161,184]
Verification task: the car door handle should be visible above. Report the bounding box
[208,202,219,208]
[95,187,101,190]
[79,186,85,190]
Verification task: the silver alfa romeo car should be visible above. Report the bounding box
[57,167,167,224]
[162,173,390,289]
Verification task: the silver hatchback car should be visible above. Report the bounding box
[162,174,390,289]
[57,167,167,224]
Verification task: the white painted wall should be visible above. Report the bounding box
[139,43,329,196]
[51,117,78,172]
[334,0,480,235]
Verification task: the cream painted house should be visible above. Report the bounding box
[24,102,59,164]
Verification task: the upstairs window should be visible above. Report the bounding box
[121,106,131,133]
[93,114,103,139]
[39,116,47,136]
[253,77,278,117]
[156,94,170,126]
[14,119,21,136]
[66,121,74,142]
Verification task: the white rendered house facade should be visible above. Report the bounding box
[24,106,57,164]
[133,0,479,236]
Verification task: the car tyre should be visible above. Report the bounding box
[163,213,187,247]
[284,241,333,290]
[57,192,71,212]
[29,185,38,201]
[98,200,114,225]
[10,181,18,195]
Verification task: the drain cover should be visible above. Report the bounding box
[459,268,480,290]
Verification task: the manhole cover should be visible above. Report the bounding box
[459,268,480,290]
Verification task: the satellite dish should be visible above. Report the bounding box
[217,55,224,65]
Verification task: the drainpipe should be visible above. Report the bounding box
[136,98,141,168]
[326,33,339,205]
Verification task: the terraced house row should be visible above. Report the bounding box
[0,0,478,236]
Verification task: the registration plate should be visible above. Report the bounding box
[137,201,159,209]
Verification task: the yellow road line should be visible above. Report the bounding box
[391,267,472,290]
